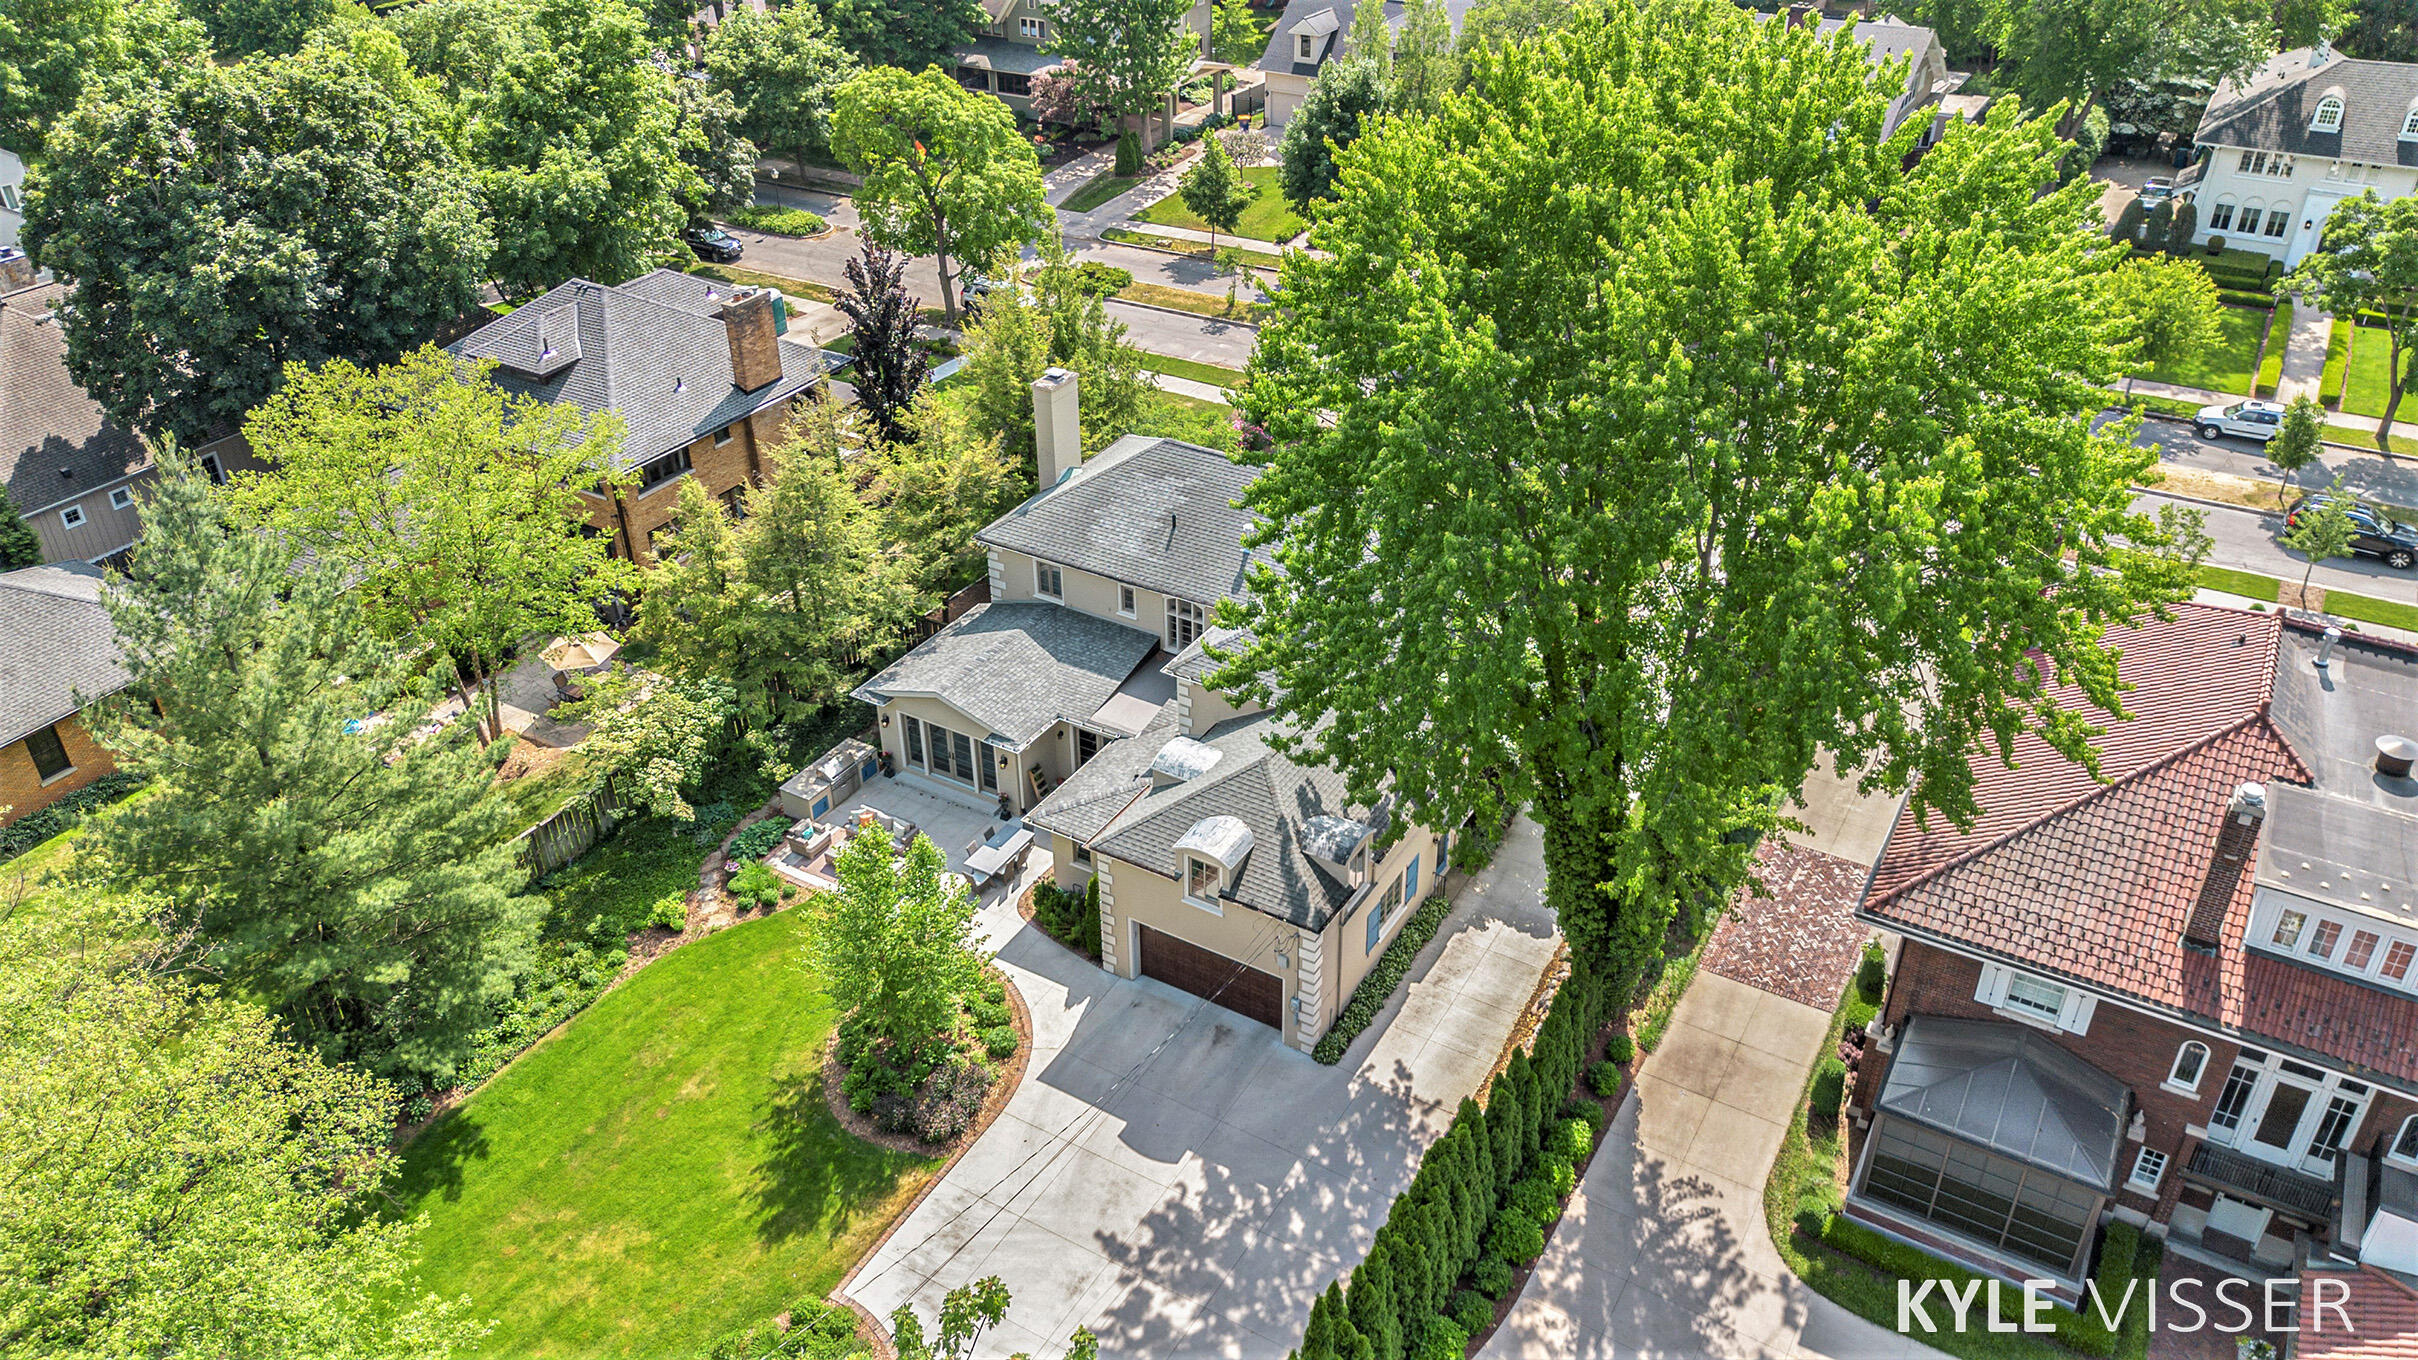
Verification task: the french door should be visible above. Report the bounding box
[2214,1050,2368,1177]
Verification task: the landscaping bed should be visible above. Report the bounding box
[820,962,1031,1156]
[727,205,829,237]
[1019,875,1101,960]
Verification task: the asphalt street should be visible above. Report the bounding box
[2097,408,2418,509]
[2133,489,2418,601]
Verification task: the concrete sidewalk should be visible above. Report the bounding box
[1480,972,1924,1359]
[2275,297,2333,403]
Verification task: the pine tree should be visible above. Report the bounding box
[1346,1242,1401,1360]
[84,450,538,1082]
[1297,1288,1335,1360]
[0,483,40,568]
[1487,1077,1523,1193]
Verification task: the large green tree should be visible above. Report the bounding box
[815,0,985,71]
[1178,134,1259,251]
[85,452,539,1081]
[0,0,204,153]
[1277,55,1386,210]
[0,908,485,1358]
[674,76,761,220]
[866,393,1020,593]
[225,346,636,743]
[805,824,983,1062]
[640,398,926,725]
[1979,0,2293,130]
[1211,0,1273,63]
[183,0,334,55]
[1391,0,1460,111]
[21,25,490,443]
[832,65,1051,326]
[701,2,858,176]
[0,486,41,568]
[1456,0,1577,54]
[959,239,1152,461]
[2103,252,2222,395]
[2287,191,2418,448]
[1218,0,2200,972]
[1045,0,1198,138]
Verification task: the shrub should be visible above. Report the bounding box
[1508,1174,1560,1227]
[910,1059,993,1142]
[1553,1115,1593,1161]
[0,771,144,862]
[1603,1032,1634,1065]
[1810,1056,1847,1121]
[1587,1060,1622,1098]
[726,205,826,236]
[1855,939,1886,1002]
[1114,127,1141,175]
[1472,1257,1514,1300]
[779,884,798,902]
[1541,1154,1576,1198]
[1072,261,1133,297]
[1488,1214,1546,1265]
[1821,1212,2129,1357]
[1449,821,1499,873]
[650,891,690,931]
[1312,893,1453,1064]
[981,1024,1018,1060]
[1450,1289,1492,1334]
[729,860,781,907]
[967,997,1011,1029]
[982,974,1007,1006]
[2206,234,2227,255]
[1411,1316,1468,1360]
[1559,1097,1606,1137]
[726,817,788,863]
[1842,999,1877,1035]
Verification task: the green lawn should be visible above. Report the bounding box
[2132,302,2267,395]
[1144,355,1246,388]
[2256,302,2294,395]
[1136,167,1304,244]
[391,911,937,1359]
[1060,170,1143,215]
[2329,587,2418,633]
[2197,564,2282,601]
[2339,322,2412,419]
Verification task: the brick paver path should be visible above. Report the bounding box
[1700,840,1871,1010]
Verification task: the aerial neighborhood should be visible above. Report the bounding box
[11,1,2418,1359]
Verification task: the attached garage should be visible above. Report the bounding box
[1135,923,1284,1030]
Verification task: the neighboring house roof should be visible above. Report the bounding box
[977,436,1268,605]
[2298,1267,2418,1360]
[954,35,1062,75]
[1879,1016,2132,1190]
[1,282,152,518]
[1082,709,1393,931]
[1165,625,1251,683]
[0,562,125,747]
[851,601,1160,750]
[446,270,837,471]
[2196,46,2418,165]
[1862,605,2418,1091]
[1254,0,1477,77]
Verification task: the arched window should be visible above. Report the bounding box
[2209,198,2238,232]
[2313,96,2345,132]
[2393,1114,2418,1164]
[2402,105,2418,139]
[2166,1041,2211,1094]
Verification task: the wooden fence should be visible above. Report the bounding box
[516,776,625,880]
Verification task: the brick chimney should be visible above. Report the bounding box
[719,289,782,393]
[1032,367,1081,489]
[2185,783,2267,952]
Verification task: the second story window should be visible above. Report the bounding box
[1297,32,1314,60]
[109,486,135,510]
[1034,560,1063,599]
[1167,597,1205,648]
[2166,1041,2210,1095]
[2237,150,2295,179]
[637,446,693,492]
[1021,15,1043,36]
[1118,584,1137,617]
[2405,106,2418,140]
[1186,856,1220,904]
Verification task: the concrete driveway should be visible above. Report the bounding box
[842,819,1560,1358]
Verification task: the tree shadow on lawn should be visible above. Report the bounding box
[750,1069,939,1247]
[389,1106,495,1208]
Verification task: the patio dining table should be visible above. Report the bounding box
[963,826,1035,889]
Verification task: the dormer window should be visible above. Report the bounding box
[1187,857,1220,902]
[2403,105,2418,139]
[1297,32,1314,60]
[2313,95,2344,131]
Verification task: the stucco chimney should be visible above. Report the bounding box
[719,289,782,393]
[1033,367,1081,489]
[2184,783,2267,952]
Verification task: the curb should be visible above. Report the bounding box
[1111,295,1262,328]
[1085,232,1282,285]
[2119,404,2414,461]
[2131,485,2281,517]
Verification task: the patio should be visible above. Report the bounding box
[765,771,1056,908]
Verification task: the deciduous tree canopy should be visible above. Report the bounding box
[1220,0,2199,973]
[702,1,859,175]
[814,0,986,72]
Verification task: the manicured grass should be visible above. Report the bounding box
[684,261,838,305]
[1135,166,1304,244]
[2329,588,2418,633]
[2196,564,2282,601]
[2339,321,2412,419]
[392,910,938,1359]
[2322,316,2352,407]
[2132,302,2266,395]
[1628,928,1709,1055]
[1060,169,1143,215]
[1104,226,1286,270]
[726,205,826,237]
[2255,302,2293,395]
[1143,355,1246,388]
[1116,279,1268,321]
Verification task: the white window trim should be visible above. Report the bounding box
[2165,1041,2211,1097]
[2129,1146,2169,1193]
[1975,962,2097,1034]
[108,486,135,510]
[2313,97,2344,132]
[1034,559,1063,600]
[2403,107,2418,139]
[713,424,734,446]
[1183,856,1223,914]
[1021,15,1043,36]
[1118,584,1137,618]
[58,504,85,528]
[2390,1115,2418,1169]
[1297,32,1314,59]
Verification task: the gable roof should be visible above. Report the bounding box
[1863,606,2418,1092]
[1,283,152,518]
[447,271,837,470]
[2196,46,2418,165]
[1078,709,1392,931]
[850,601,1161,750]
[976,436,1269,606]
[0,562,125,746]
[1255,0,1478,76]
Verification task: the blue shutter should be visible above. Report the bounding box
[1366,896,1385,953]
[1406,855,1421,902]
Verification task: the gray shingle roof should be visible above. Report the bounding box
[0,562,125,746]
[851,602,1160,749]
[977,437,1269,606]
[1088,710,1392,931]
[446,271,838,470]
[2196,47,2418,165]
[1,282,151,517]
[1027,701,1179,844]
[1254,0,1477,77]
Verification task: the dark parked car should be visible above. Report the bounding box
[684,224,743,263]
[2285,493,2418,570]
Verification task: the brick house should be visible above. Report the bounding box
[446,271,841,563]
[0,562,126,826]
[1847,604,2418,1315]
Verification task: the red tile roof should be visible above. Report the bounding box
[1861,604,2418,1088]
[2300,1268,2418,1360]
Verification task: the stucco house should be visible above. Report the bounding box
[0,147,24,252]
[851,369,1446,1050]
[0,561,127,826]
[2182,44,2418,266]
[2,280,260,567]
[446,271,841,563]
[1848,604,2418,1331]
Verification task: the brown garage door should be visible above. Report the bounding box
[1136,923,1284,1030]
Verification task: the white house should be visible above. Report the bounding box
[2185,44,2418,266]
[1,148,25,252]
